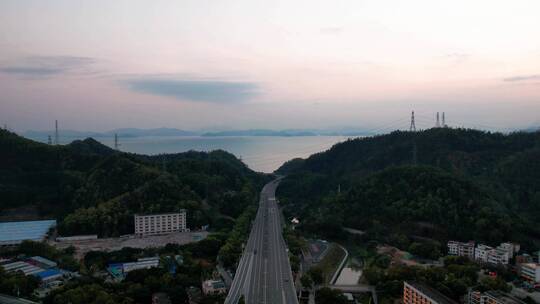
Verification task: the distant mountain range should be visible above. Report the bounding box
[201,129,318,137]
[24,125,539,141]
[23,128,199,141]
[23,127,379,141]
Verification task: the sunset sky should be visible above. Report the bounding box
[1,0,539,132]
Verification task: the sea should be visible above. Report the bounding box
[55,136,350,173]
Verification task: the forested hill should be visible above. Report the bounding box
[0,129,270,236]
[276,128,540,249]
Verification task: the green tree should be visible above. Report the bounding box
[300,274,313,288]
[315,287,348,304]
[308,267,324,286]
[53,284,122,304]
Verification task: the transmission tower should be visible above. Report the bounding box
[114,133,120,150]
[47,135,52,145]
[409,111,416,132]
[54,120,59,145]
[442,112,446,127]
[436,112,440,128]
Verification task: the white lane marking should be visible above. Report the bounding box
[264,258,268,304]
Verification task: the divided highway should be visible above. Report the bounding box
[224,179,298,304]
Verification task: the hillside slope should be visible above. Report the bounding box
[277,128,540,248]
[0,129,269,236]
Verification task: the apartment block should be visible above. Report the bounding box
[496,243,519,259]
[474,244,493,262]
[403,281,457,304]
[474,244,509,265]
[134,211,187,237]
[520,263,540,283]
[447,241,475,258]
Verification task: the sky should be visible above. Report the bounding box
[1,0,539,132]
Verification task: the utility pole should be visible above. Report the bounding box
[409,111,416,132]
[54,120,59,145]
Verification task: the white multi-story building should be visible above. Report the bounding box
[496,242,519,259]
[134,211,187,237]
[475,244,509,265]
[488,249,509,265]
[448,241,475,258]
[474,244,493,262]
[520,263,540,283]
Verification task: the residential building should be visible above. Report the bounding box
[475,244,493,262]
[0,220,56,246]
[475,244,508,265]
[515,254,532,265]
[447,241,475,258]
[488,248,509,265]
[520,263,540,283]
[403,281,457,304]
[202,279,227,295]
[497,243,519,259]
[468,290,525,304]
[134,211,187,237]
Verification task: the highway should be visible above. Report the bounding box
[224,179,298,304]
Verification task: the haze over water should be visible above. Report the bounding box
[52,135,347,173]
[117,136,348,173]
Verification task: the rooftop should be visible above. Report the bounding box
[0,220,56,244]
[204,279,226,289]
[134,211,186,217]
[485,291,526,304]
[34,269,62,279]
[29,256,57,268]
[405,281,458,304]
[522,263,539,269]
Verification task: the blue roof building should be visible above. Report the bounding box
[0,220,56,246]
[34,269,63,283]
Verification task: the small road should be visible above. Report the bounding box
[224,179,298,304]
